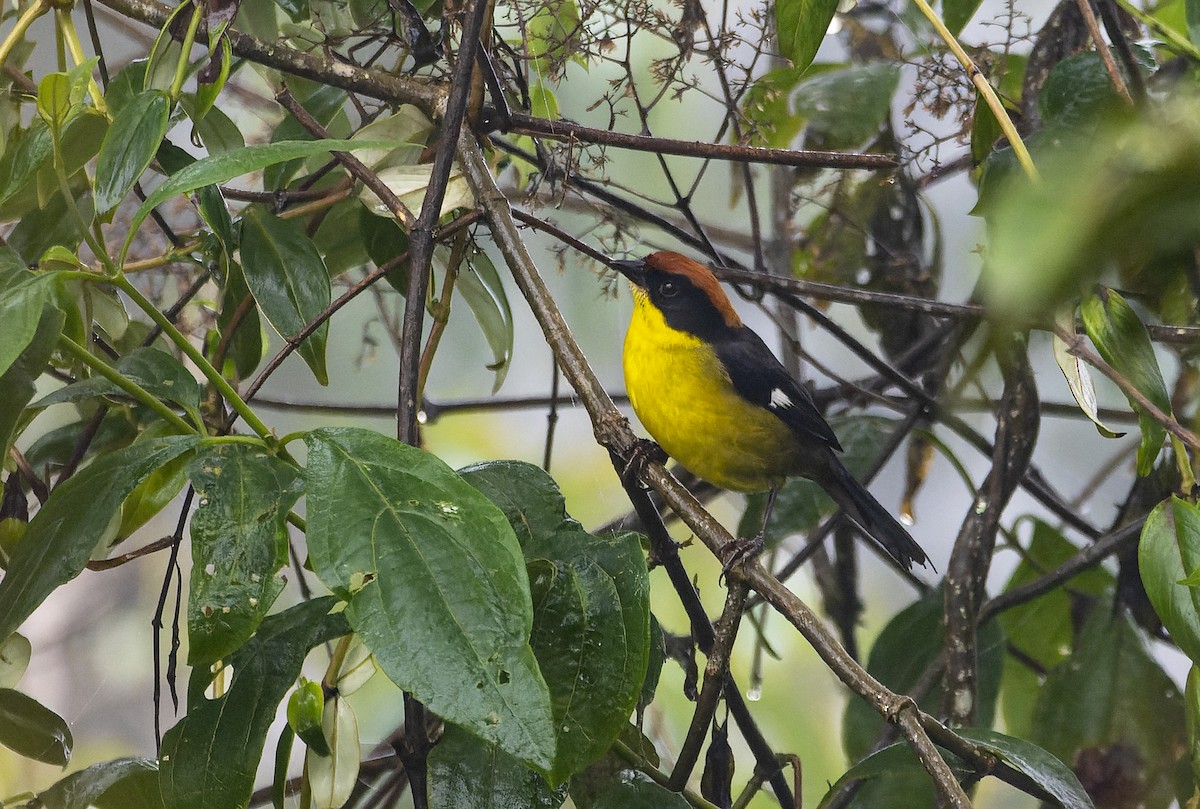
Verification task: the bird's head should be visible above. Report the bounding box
[611,252,742,337]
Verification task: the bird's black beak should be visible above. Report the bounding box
[610,258,647,288]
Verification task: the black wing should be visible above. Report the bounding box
[713,326,842,452]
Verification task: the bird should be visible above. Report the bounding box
[611,250,928,571]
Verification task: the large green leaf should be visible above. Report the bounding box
[943,0,984,34]
[159,597,348,809]
[0,436,201,641]
[427,724,568,809]
[239,205,331,384]
[462,460,651,783]
[1140,497,1200,664]
[94,89,170,215]
[304,428,555,770]
[37,756,157,809]
[186,444,300,664]
[817,742,966,809]
[590,771,690,809]
[776,0,838,73]
[0,687,72,765]
[1081,289,1171,475]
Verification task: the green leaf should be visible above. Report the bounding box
[0,632,31,688]
[590,771,691,808]
[0,302,63,460]
[842,586,1003,761]
[456,247,513,393]
[982,100,1200,321]
[263,83,349,191]
[0,687,72,765]
[116,426,194,543]
[120,137,401,263]
[776,0,838,73]
[94,90,170,215]
[1186,665,1200,783]
[0,270,60,379]
[1081,288,1171,475]
[1189,0,1200,46]
[0,436,200,641]
[33,347,202,417]
[944,0,985,34]
[304,428,555,770]
[1052,319,1124,439]
[741,66,806,148]
[239,205,331,384]
[215,260,265,381]
[37,73,74,131]
[460,460,650,783]
[957,728,1095,809]
[428,724,567,809]
[186,444,300,665]
[37,756,157,809]
[1038,52,1123,129]
[999,521,1112,738]
[159,597,349,809]
[1032,608,1185,809]
[287,678,328,756]
[1140,497,1200,664]
[792,63,900,150]
[817,742,960,809]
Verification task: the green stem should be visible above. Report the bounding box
[58,334,197,434]
[322,635,354,690]
[112,274,275,441]
[168,2,202,102]
[909,0,1040,181]
[0,0,50,70]
[49,135,116,273]
[56,7,107,116]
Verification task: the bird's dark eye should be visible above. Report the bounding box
[659,280,679,298]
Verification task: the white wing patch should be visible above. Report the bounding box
[769,388,793,409]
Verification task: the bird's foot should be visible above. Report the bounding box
[621,438,668,485]
[719,532,765,584]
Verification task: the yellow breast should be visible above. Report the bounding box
[622,290,801,492]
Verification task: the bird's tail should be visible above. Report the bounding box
[824,457,929,571]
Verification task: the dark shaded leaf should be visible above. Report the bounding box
[239,205,331,384]
[38,756,156,809]
[958,727,1095,809]
[456,248,513,393]
[428,724,566,809]
[1140,497,1200,664]
[0,687,72,765]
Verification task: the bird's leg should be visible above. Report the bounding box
[720,486,778,582]
[621,438,668,486]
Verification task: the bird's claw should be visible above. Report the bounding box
[719,532,765,584]
[621,438,668,485]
